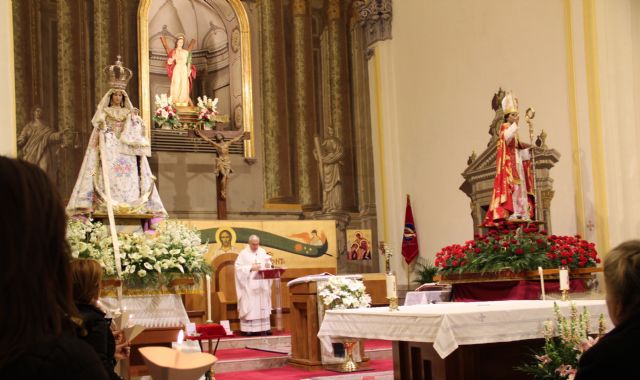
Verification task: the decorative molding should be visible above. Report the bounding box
[353,0,392,47]
[138,0,255,159]
[563,0,586,238]
[583,0,610,253]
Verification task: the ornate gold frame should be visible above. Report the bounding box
[137,0,255,160]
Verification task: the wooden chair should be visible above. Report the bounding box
[211,253,239,330]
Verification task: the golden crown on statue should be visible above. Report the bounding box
[104,55,133,90]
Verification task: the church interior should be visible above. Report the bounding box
[1,0,639,379]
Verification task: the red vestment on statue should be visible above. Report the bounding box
[483,122,535,226]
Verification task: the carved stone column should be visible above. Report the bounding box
[349,4,376,215]
[353,0,393,47]
[56,0,74,134]
[12,1,28,130]
[291,0,320,210]
[93,0,109,104]
[261,0,294,203]
[325,0,355,210]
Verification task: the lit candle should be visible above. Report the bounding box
[559,268,570,291]
[385,273,397,299]
[538,266,546,301]
[175,329,185,366]
[205,274,212,322]
[121,306,129,329]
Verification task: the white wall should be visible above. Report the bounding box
[372,0,579,281]
[0,0,15,157]
[596,0,640,247]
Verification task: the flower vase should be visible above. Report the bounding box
[161,122,172,130]
[341,339,358,372]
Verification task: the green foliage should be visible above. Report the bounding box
[67,218,210,291]
[413,258,439,284]
[434,225,600,275]
[516,303,606,379]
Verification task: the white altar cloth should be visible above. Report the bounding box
[317,300,610,359]
[404,290,452,305]
[101,294,190,328]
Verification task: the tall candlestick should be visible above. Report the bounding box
[538,266,546,300]
[559,267,570,291]
[121,310,129,329]
[206,274,212,322]
[175,329,184,366]
[385,273,397,299]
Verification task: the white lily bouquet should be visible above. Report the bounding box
[67,217,117,277]
[153,93,179,129]
[318,277,372,310]
[67,218,209,292]
[196,95,219,129]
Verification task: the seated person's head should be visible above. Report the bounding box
[604,240,640,325]
[70,259,103,305]
[0,157,77,365]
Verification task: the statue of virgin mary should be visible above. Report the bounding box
[66,57,167,218]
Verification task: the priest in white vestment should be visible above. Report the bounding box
[234,235,273,335]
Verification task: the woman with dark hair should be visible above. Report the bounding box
[575,240,640,379]
[71,259,129,380]
[0,156,108,379]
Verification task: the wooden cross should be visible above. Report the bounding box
[194,130,250,220]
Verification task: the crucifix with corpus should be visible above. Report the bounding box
[195,130,251,219]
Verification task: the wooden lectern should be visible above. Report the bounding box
[255,268,286,332]
[288,280,323,369]
[288,275,370,370]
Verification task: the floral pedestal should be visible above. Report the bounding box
[435,267,602,284]
[434,267,601,302]
[68,218,210,297]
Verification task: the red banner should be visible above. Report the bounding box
[402,196,420,264]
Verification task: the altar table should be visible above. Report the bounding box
[404,289,452,305]
[318,300,611,380]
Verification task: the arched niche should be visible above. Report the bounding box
[138,0,255,159]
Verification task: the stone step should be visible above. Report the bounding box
[210,336,393,374]
[215,353,290,374]
[364,347,393,361]
[201,334,291,351]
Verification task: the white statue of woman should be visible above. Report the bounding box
[67,59,166,218]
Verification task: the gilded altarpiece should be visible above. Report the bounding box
[13,0,140,200]
[13,0,384,274]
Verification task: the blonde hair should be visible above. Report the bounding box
[604,240,640,320]
[70,259,103,305]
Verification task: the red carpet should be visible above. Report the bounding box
[362,340,392,350]
[214,359,393,380]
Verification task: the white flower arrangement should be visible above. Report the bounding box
[67,218,209,289]
[318,277,372,310]
[196,96,219,129]
[153,93,179,128]
[68,218,117,276]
